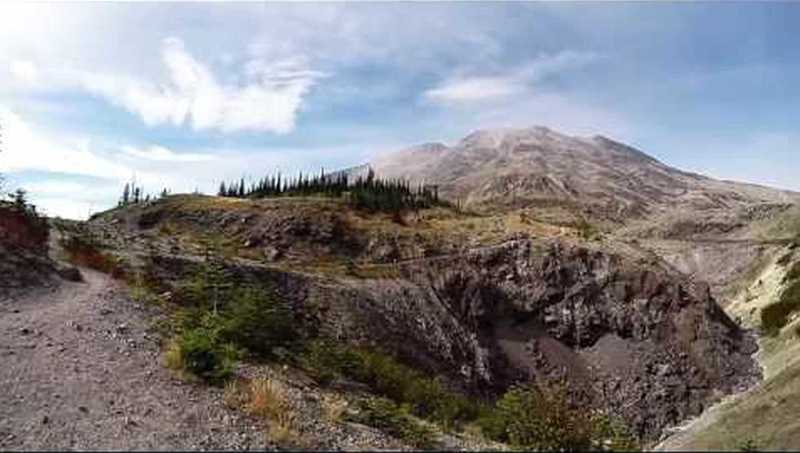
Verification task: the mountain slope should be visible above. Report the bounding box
[370,126,799,220]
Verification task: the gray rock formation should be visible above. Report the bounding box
[145,238,760,441]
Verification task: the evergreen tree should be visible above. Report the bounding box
[121,183,131,206]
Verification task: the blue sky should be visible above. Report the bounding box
[0,2,798,219]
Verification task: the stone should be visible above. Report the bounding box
[56,266,83,282]
[263,246,282,262]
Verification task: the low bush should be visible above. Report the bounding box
[346,397,438,449]
[476,384,592,450]
[166,283,297,383]
[589,412,640,451]
[301,341,477,428]
[221,287,297,359]
[575,218,601,241]
[166,316,240,383]
[476,384,638,451]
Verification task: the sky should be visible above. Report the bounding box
[0,2,798,219]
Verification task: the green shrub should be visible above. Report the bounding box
[301,340,363,385]
[476,384,593,450]
[301,341,477,429]
[590,412,639,451]
[165,269,300,382]
[174,320,239,383]
[761,279,800,336]
[736,437,760,452]
[575,218,600,241]
[346,397,438,449]
[221,287,297,358]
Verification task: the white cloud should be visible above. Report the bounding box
[424,51,598,105]
[121,145,216,163]
[0,107,132,180]
[424,77,524,104]
[19,37,325,134]
[9,60,38,84]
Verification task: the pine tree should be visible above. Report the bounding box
[197,235,233,314]
[121,183,130,206]
[218,182,227,197]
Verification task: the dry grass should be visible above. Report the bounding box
[162,337,202,383]
[321,394,349,423]
[223,379,250,409]
[244,377,298,444]
[163,338,186,371]
[221,376,299,444]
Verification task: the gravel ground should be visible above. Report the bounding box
[0,268,269,450]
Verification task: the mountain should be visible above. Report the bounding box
[370,126,799,219]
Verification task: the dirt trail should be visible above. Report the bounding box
[0,268,267,450]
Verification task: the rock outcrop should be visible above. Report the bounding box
[0,204,57,299]
[143,238,760,441]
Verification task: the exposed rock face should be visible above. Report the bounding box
[403,240,761,440]
[0,204,56,298]
[144,238,759,441]
[0,204,49,252]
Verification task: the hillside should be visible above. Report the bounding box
[4,126,799,450]
[0,201,80,298]
[72,190,762,445]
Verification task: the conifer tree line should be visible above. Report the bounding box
[118,181,171,207]
[218,168,441,213]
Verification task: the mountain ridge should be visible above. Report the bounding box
[367,126,799,220]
